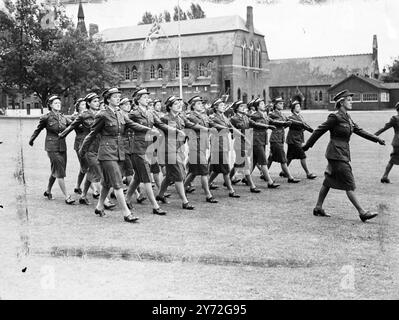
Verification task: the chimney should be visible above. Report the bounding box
[246,6,254,33]
[372,34,379,79]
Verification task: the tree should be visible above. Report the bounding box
[383,58,399,82]
[173,5,187,21]
[187,3,206,19]
[0,0,121,110]
[163,10,171,22]
[138,11,155,25]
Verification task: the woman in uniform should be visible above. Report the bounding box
[29,95,75,204]
[375,101,399,183]
[302,90,385,222]
[79,88,157,223]
[267,97,300,183]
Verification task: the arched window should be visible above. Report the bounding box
[263,89,266,101]
[250,42,254,67]
[157,64,163,79]
[132,65,138,80]
[183,63,189,78]
[150,65,155,79]
[125,66,130,80]
[242,92,248,103]
[175,63,180,78]
[257,43,261,68]
[241,42,246,66]
[237,88,241,100]
[246,47,250,67]
[207,61,212,77]
[319,90,323,101]
[314,91,318,101]
[198,63,205,77]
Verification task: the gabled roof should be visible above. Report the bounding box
[382,82,399,90]
[97,15,263,43]
[268,53,376,87]
[329,74,399,91]
[104,32,237,62]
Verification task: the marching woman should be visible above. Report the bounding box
[29,95,75,204]
[156,96,207,210]
[79,88,157,223]
[267,97,300,183]
[208,98,243,198]
[375,101,399,183]
[125,89,177,215]
[248,98,280,188]
[149,99,164,190]
[285,99,317,179]
[183,96,218,203]
[302,90,385,222]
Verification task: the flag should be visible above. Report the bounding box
[141,20,161,49]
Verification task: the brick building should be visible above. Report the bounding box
[98,6,270,103]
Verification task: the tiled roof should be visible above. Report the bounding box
[268,54,376,87]
[98,15,263,43]
[328,74,399,91]
[103,32,236,61]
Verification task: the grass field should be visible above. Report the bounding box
[0,110,398,300]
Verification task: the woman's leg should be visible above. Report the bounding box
[47,175,56,193]
[346,190,366,214]
[381,162,394,180]
[57,178,68,199]
[315,185,330,210]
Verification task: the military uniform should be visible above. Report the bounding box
[30,110,72,178]
[249,110,272,166]
[286,112,313,161]
[303,109,381,190]
[80,105,150,190]
[268,109,291,164]
[375,114,399,165]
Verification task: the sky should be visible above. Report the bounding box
[2,0,398,69]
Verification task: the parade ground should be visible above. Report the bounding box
[0,110,398,300]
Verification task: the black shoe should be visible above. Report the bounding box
[164,192,172,198]
[231,178,241,185]
[288,178,300,183]
[279,171,288,178]
[250,187,261,193]
[92,192,100,199]
[79,197,90,205]
[94,208,106,217]
[359,211,378,222]
[137,196,147,204]
[307,173,317,179]
[209,183,219,190]
[313,208,331,217]
[228,192,240,198]
[124,214,139,223]
[153,208,167,215]
[206,196,218,203]
[74,188,82,195]
[104,202,116,210]
[185,186,196,194]
[267,182,280,189]
[65,196,75,205]
[156,195,169,204]
[380,177,391,183]
[43,191,52,200]
[182,202,195,210]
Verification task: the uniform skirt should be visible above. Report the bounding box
[131,154,152,183]
[209,152,230,175]
[287,143,306,161]
[268,142,287,164]
[165,162,186,182]
[99,160,124,190]
[389,146,399,165]
[75,150,88,174]
[323,160,356,191]
[47,151,67,179]
[85,152,102,183]
[252,145,267,166]
[122,153,134,177]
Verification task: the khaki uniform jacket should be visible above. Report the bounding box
[375,115,399,147]
[286,113,313,145]
[209,112,234,153]
[268,110,290,144]
[249,111,273,146]
[80,106,150,161]
[30,111,72,152]
[304,110,380,162]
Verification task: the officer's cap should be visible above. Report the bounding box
[47,95,61,105]
[74,98,85,108]
[231,100,245,112]
[84,92,99,102]
[119,97,130,106]
[211,98,223,108]
[164,95,182,107]
[272,97,284,104]
[333,90,354,102]
[102,87,120,99]
[395,101,399,111]
[187,96,203,105]
[132,88,149,99]
[153,99,161,104]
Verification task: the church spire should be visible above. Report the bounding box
[77,0,87,36]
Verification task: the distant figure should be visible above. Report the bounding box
[375,101,399,183]
[302,90,385,222]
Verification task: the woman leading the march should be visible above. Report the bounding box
[79,88,157,223]
[302,90,385,222]
[29,95,75,204]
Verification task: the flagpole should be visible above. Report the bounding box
[177,0,183,99]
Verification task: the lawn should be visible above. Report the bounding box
[0,110,398,299]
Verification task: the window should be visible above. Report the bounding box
[157,64,163,79]
[207,61,212,77]
[246,47,250,67]
[125,66,130,80]
[314,91,318,102]
[241,42,246,66]
[34,102,39,109]
[242,93,248,103]
[175,63,180,78]
[249,42,254,67]
[150,65,155,79]
[237,88,241,100]
[183,63,189,78]
[319,91,323,102]
[257,43,261,68]
[381,92,390,102]
[263,89,266,101]
[132,65,138,80]
[198,63,205,77]
[362,93,378,102]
